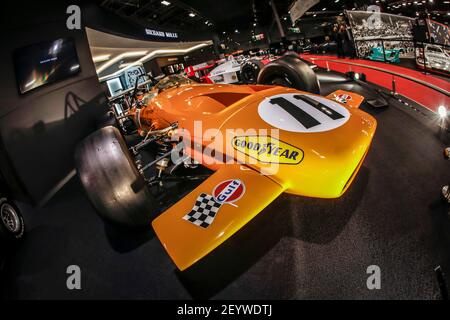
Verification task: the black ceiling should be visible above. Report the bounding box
[99,0,450,33]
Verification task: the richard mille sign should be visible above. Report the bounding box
[145,28,178,39]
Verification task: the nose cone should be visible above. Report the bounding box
[221,90,377,198]
[275,106,377,198]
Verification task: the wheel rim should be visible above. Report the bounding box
[243,69,255,83]
[1,203,21,233]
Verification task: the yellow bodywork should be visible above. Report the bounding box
[142,84,377,270]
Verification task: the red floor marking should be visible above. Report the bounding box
[301,54,450,113]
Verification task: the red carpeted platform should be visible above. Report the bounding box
[301,54,450,113]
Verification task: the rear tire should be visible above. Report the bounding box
[257,55,320,94]
[75,126,158,227]
[240,60,264,84]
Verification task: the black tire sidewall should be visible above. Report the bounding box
[75,126,158,228]
[240,60,263,84]
[257,56,320,94]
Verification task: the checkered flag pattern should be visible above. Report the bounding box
[183,193,222,229]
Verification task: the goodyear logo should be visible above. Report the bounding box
[233,136,304,165]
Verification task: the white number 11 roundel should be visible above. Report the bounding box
[258,93,351,133]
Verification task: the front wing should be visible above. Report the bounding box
[152,164,285,271]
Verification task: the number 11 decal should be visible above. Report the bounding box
[259,93,351,133]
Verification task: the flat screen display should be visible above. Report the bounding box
[13,38,81,94]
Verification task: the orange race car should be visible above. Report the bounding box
[76,68,377,271]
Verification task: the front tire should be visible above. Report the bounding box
[75,126,158,227]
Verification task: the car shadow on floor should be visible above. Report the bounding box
[103,223,157,254]
[176,167,370,299]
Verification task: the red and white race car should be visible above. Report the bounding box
[203,55,275,84]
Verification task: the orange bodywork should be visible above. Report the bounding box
[132,83,377,270]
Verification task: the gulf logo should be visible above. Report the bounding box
[212,180,245,204]
[335,93,352,104]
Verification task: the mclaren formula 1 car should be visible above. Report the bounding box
[76,68,377,271]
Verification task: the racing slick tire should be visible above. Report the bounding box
[257,55,320,94]
[75,126,158,228]
[96,111,118,130]
[0,198,25,242]
[240,60,264,84]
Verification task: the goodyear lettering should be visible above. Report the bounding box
[233,136,304,165]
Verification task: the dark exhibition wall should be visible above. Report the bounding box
[0,1,110,205]
[0,1,216,205]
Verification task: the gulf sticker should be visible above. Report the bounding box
[212,179,245,204]
[334,93,352,104]
[233,136,304,165]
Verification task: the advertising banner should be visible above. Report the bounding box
[347,10,415,59]
[427,19,450,46]
[414,20,450,74]
[289,0,319,23]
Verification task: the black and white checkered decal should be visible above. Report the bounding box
[183,194,223,229]
[183,180,245,229]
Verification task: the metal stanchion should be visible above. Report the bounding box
[391,75,397,96]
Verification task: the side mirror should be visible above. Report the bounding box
[444,147,450,160]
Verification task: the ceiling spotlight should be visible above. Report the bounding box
[438,106,447,118]
[235,29,239,33]
[322,8,326,11]
[253,23,257,26]
[335,0,339,2]
[161,1,171,5]
[189,12,196,17]
[313,14,317,17]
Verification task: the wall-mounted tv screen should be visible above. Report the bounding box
[13,38,81,94]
